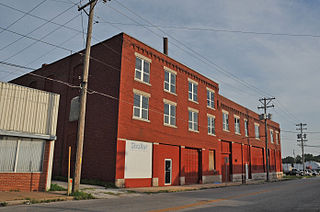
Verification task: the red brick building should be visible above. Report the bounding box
[12,33,282,188]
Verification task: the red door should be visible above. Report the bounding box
[221,154,230,182]
[184,148,199,184]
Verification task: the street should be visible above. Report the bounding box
[1,177,320,212]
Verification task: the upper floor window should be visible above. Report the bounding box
[244,119,249,137]
[270,130,274,143]
[135,53,151,84]
[133,89,150,121]
[207,88,215,109]
[234,116,240,134]
[208,115,215,136]
[164,67,176,94]
[188,79,198,102]
[222,111,229,131]
[255,123,260,139]
[188,108,199,132]
[276,131,279,144]
[164,99,176,127]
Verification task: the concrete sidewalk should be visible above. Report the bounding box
[0,180,267,207]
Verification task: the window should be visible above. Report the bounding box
[164,100,176,127]
[164,67,176,94]
[275,133,278,144]
[234,116,240,134]
[209,150,216,171]
[255,123,260,139]
[135,53,151,84]
[188,108,199,132]
[207,88,215,109]
[0,136,45,173]
[222,111,229,131]
[133,89,150,121]
[208,115,215,135]
[270,130,274,143]
[164,159,172,185]
[244,119,249,137]
[188,79,198,102]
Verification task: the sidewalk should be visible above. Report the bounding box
[0,179,266,207]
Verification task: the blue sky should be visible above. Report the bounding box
[1,0,320,157]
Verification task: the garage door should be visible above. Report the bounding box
[183,148,200,184]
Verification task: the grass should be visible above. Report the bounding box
[103,192,121,196]
[24,198,65,205]
[71,191,95,200]
[0,202,8,207]
[49,184,67,191]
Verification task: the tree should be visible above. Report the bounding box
[295,155,302,163]
[282,156,295,164]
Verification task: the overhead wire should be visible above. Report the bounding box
[111,0,303,126]
[0,0,48,35]
[0,3,75,52]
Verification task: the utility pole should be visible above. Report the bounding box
[73,0,98,192]
[258,97,275,182]
[296,123,307,173]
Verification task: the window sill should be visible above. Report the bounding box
[235,132,241,135]
[208,133,216,137]
[223,129,230,132]
[207,106,215,110]
[134,78,151,86]
[164,123,177,128]
[188,99,199,104]
[188,129,199,133]
[132,116,150,123]
[164,89,177,96]
[255,138,260,140]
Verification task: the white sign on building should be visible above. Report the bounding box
[124,140,152,179]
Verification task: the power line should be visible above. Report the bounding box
[0,3,75,52]
[96,20,320,39]
[0,0,48,35]
[111,0,301,126]
[2,13,81,63]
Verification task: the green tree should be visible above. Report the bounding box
[282,156,295,164]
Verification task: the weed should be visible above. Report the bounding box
[0,202,8,207]
[71,191,95,200]
[49,184,67,191]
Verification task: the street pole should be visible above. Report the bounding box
[73,0,98,193]
[296,123,307,173]
[258,97,275,182]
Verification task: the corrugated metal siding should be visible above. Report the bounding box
[0,82,60,136]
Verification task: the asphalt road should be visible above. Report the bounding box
[1,177,320,212]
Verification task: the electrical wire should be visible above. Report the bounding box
[0,3,75,52]
[0,0,48,35]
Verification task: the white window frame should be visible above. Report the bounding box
[188,79,198,103]
[188,107,199,132]
[222,110,229,132]
[270,129,274,143]
[163,99,177,127]
[164,67,177,94]
[275,131,279,144]
[133,89,150,122]
[234,115,241,135]
[134,52,151,85]
[254,123,260,140]
[207,114,216,136]
[206,88,215,109]
[244,119,249,137]
[164,159,172,185]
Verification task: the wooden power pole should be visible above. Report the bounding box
[73,0,98,192]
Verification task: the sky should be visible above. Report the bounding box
[0,0,320,157]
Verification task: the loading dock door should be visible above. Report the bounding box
[221,154,231,182]
[184,148,199,184]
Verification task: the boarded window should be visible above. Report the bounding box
[209,150,216,171]
[0,136,45,173]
